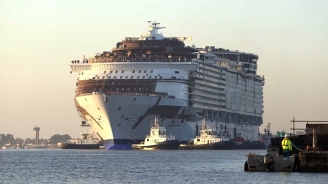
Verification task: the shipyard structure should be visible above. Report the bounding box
[69,21,264,149]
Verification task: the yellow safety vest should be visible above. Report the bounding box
[281,138,292,151]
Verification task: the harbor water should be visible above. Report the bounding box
[0,149,327,184]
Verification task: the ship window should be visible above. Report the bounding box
[114,76,116,79]
[120,76,123,79]
[118,107,121,110]
[125,76,128,79]
[146,139,149,141]
[110,71,113,73]
[160,76,162,79]
[138,70,141,73]
[137,76,140,79]
[197,139,200,142]
[104,71,106,74]
[131,76,133,79]
[116,88,119,91]
[132,71,135,73]
[108,76,111,79]
[102,76,105,79]
[115,71,118,73]
[122,71,124,73]
[122,88,124,91]
[144,70,147,73]
[174,71,179,73]
[142,76,145,79]
[149,76,152,79]
[155,76,157,79]
[150,70,153,73]
[127,88,130,91]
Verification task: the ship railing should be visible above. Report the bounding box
[194,86,221,93]
[77,92,174,98]
[193,91,223,100]
[106,92,173,98]
[145,135,176,139]
[71,55,194,64]
[167,135,176,140]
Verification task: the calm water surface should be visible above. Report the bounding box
[0,149,327,184]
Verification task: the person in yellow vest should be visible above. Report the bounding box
[281,134,292,157]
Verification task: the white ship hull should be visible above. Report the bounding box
[76,93,260,150]
[76,94,197,149]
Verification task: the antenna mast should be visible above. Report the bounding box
[202,118,205,130]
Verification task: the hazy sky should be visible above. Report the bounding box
[1,0,327,139]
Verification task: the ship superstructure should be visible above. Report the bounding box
[190,46,265,142]
[69,21,265,150]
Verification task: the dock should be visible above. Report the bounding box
[244,119,328,173]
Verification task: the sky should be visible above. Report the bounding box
[1,0,327,139]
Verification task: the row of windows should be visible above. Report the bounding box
[107,87,155,91]
[106,70,154,74]
[120,43,182,48]
[104,70,180,74]
[110,81,156,85]
[104,76,164,79]
[96,75,183,80]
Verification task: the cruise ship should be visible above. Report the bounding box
[69,21,265,150]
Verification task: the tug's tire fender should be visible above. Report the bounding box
[292,157,301,172]
[244,161,249,172]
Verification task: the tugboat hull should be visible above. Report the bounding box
[236,141,267,150]
[61,143,102,149]
[132,140,180,150]
[179,141,235,150]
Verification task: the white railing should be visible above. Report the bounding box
[78,91,174,98]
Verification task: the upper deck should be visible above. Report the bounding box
[71,21,196,64]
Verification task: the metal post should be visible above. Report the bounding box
[293,116,295,136]
[313,129,317,149]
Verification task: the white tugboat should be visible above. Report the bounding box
[193,119,230,145]
[179,119,233,149]
[132,117,180,150]
[61,130,102,149]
